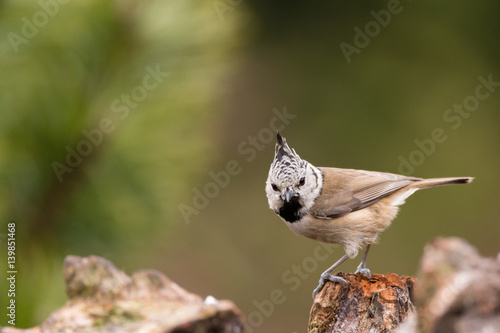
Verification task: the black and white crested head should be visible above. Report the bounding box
[266,132,323,223]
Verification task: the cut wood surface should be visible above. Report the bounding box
[308,273,416,332]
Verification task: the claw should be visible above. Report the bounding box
[312,274,349,299]
[312,277,325,299]
[355,267,372,278]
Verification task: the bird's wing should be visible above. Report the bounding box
[311,167,421,218]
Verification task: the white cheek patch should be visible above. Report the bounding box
[391,188,418,206]
[267,192,282,211]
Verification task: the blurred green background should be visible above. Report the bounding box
[1,1,499,332]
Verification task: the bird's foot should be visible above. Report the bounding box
[312,273,349,299]
[355,267,371,278]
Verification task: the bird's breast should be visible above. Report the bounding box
[284,215,336,242]
[282,201,400,257]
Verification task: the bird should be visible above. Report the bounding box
[265,131,473,299]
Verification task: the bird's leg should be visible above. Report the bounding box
[355,244,371,278]
[312,254,350,299]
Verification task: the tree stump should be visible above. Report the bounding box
[308,273,416,332]
[309,237,500,333]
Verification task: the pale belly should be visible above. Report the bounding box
[284,200,400,258]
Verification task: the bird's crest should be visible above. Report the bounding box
[271,132,307,182]
[275,131,300,162]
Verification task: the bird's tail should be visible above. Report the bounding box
[413,177,474,190]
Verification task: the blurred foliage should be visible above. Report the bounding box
[0,0,243,327]
[1,1,500,332]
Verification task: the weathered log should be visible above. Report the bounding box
[308,273,416,332]
[1,255,245,333]
[398,237,500,333]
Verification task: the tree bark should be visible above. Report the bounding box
[308,273,416,332]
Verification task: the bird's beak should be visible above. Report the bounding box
[284,187,295,203]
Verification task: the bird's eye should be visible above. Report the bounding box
[271,184,279,192]
[299,177,305,186]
